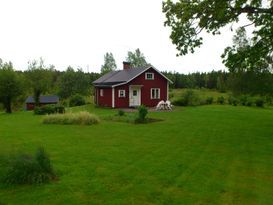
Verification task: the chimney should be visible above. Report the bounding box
[123,61,131,70]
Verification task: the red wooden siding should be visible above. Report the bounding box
[114,84,129,108]
[96,87,112,107]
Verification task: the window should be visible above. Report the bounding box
[151,88,160,99]
[133,90,138,96]
[118,90,126,98]
[145,72,154,80]
[100,89,104,97]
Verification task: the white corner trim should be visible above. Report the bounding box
[112,87,115,108]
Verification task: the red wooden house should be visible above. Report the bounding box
[93,62,172,108]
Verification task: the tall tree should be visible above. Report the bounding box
[163,0,273,71]
[58,66,90,98]
[0,61,23,113]
[101,52,117,74]
[126,48,149,67]
[26,58,54,105]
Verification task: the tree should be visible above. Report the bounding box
[0,61,22,113]
[26,58,54,106]
[222,27,271,72]
[101,52,117,74]
[58,66,90,98]
[163,0,273,71]
[126,48,149,67]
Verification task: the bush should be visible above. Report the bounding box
[228,96,239,106]
[205,96,213,104]
[4,147,56,184]
[265,96,272,105]
[117,109,125,116]
[172,90,200,106]
[43,111,100,125]
[135,105,148,123]
[255,97,264,107]
[217,96,225,104]
[246,98,253,106]
[69,95,86,107]
[34,105,65,115]
[239,95,249,106]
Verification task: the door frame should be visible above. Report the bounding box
[129,85,142,107]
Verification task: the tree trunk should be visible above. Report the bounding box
[4,98,12,113]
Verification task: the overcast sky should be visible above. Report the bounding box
[0,0,242,73]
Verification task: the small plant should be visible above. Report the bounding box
[255,97,264,107]
[205,96,213,104]
[217,96,225,104]
[4,147,56,184]
[135,105,148,123]
[43,111,100,125]
[117,109,125,116]
[69,94,86,107]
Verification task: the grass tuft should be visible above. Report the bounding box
[43,111,100,125]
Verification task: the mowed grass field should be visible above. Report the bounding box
[0,105,273,204]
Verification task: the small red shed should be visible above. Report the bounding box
[93,62,172,108]
[25,95,59,110]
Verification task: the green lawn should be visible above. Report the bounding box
[0,105,273,204]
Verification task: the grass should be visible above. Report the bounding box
[0,104,273,204]
[170,88,229,102]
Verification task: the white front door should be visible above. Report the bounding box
[129,87,141,107]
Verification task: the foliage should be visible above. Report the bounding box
[255,97,264,107]
[26,58,55,105]
[101,52,117,74]
[4,147,56,184]
[0,61,23,113]
[135,105,148,123]
[69,94,86,107]
[58,66,90,99]
[205,96,213,104]
[34,105,65,115]
[228,96,239,106]
[117,109,125,116]
[126,48,149,67]
[173,90,200,106]
[43,111,100,125]
[163,0,273,71]
[217,96,225,104]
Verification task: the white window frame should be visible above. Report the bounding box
[151,88,160,99]
[100,89,104,97]
[118,90,126,98]
[145,72,154,80]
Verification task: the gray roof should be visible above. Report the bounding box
[93,67,150,87]
[26,95,59,103]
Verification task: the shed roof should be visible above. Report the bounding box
[25,95,59,103]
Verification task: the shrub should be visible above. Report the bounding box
[173,90,200,106]
[228,96,239,106]
[246,98,253,106]
[205,96,213,104]
[34,105,65,115]
[135,105,148,123]
[43,111,100,125]
[69,95,86,107]
[4,147,56,184]
[239,95,248,106]
[265,96,272,105]
[217,96,225,104]
[255,97,264,107]
[117,109,125,116]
